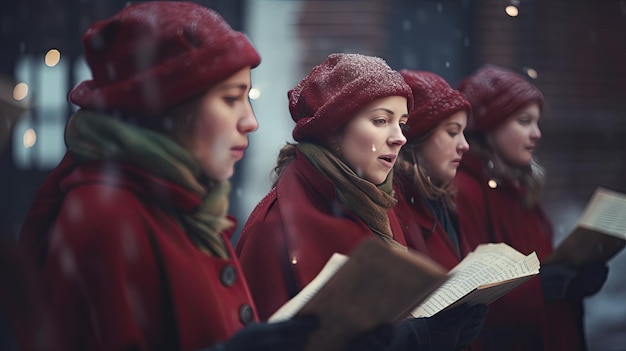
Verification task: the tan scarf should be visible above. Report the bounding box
[65,110,232,258]
[297,143,405,250]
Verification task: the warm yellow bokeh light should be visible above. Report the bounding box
[23,128,37,148]
[505,5,519,17]
[45,49,61,67]
[526,68,538,79]
[13,82,28,101]
[248,88,261,100]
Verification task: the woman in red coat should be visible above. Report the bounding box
[454,64,609,351]
[392,70,474,270]
[391,70,487,351]
[17,2,321,350]
[236,53,486,350]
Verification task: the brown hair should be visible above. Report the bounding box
[395,129,458,211]
[272,142,298,188]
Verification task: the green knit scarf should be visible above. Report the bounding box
[65,110,232,258]
[297,143,405,250]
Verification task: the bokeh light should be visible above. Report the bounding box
[249,88,261,100]
[505,5,519,17]
[13,82,28,101]
[45,49,61,67]
[23,128,37,148]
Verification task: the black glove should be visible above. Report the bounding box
[457,304,488,348]
[207,315,319,351]
[387,304,486,351]
[349,323,396,351]
[540,262,577,302]
[567,263,609,299]
[385,317,430,351]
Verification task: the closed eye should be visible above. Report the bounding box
[223,95,245,106]
[373,118,388,126]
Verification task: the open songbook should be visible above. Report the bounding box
[268,239,539,351]
[545,187,626,267]
[412,242,540,318]
[269,239,448,351]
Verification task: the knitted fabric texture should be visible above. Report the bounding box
[400,70,471,140]
[457,64,543,133]
[69,1,260,119]
[289,53,413,142]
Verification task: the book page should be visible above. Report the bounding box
[269,253,348,322]
[412,243,539,318]
[444,254,538,310]
[578,188,626,240]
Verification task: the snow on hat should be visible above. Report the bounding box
[457,64,543,133]
[69,1,260,119]
[289,53,413,142]
[400,70,471,141]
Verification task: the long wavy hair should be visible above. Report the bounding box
[395,128,458,212]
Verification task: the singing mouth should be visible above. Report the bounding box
[378,154,396,167]
[380,156,392,162]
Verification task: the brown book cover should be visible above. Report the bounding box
[269,238,448,351]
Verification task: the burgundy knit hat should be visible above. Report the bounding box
[400,70,471,141]
[69,1,260,118]
[457,64,544,133]
[289,53,413,142]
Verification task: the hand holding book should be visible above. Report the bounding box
[546,187,626,267]
[269,239,536,351]
[269,239,448,351]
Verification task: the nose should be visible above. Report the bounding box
[530,122,541,140]
[239,101,259,133]
[389,123,407,146]
[458,133,470,153]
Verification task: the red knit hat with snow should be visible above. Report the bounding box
[457,64,544,133]
[289,53,414,143]
[400,70,471,141]
[69,1,260,119]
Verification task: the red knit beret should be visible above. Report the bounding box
[289,53,413,142]
[400,70,471,141]
[457,64,544,133]
[69,1,260,118]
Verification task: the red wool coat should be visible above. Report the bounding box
[19,153,257,351]
[454,152,584,351]
[235,149,408,320]
[392,172,471,270]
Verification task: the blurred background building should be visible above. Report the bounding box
[1,0,625,349]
